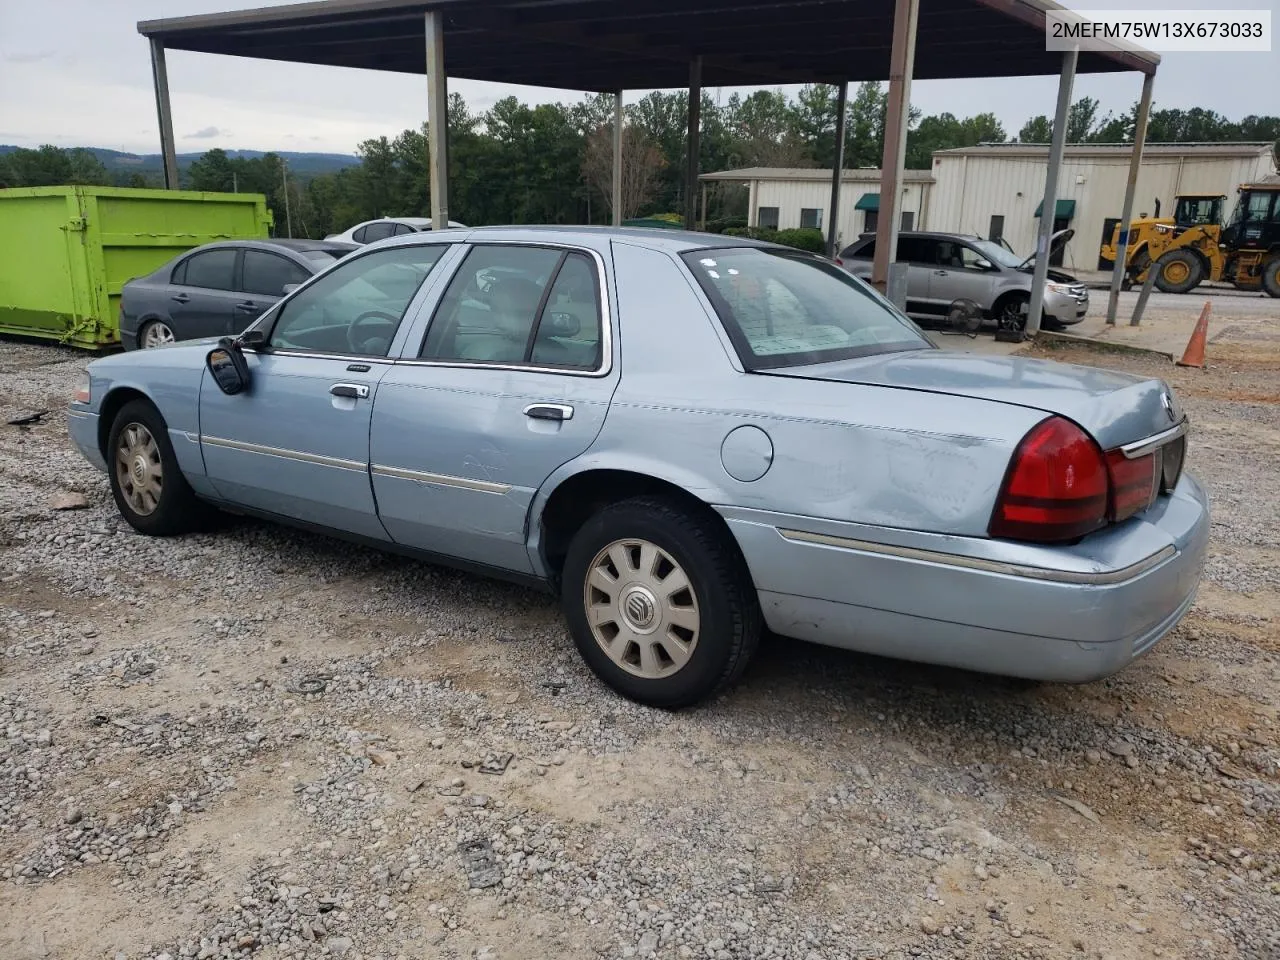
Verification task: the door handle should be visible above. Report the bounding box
[235,301,260,312]
[933,270,949,276]
[329,383,370,400]
[523,403,574,422]
[171,293,190,304]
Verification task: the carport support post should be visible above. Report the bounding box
[685,56,702,230]
[828,81,848,258]
[1108,70,1155,325]
[1026,47,1077,338]
[612,92,624,226]
[424,10,449,229]
[148,39,179,190]
[871,0,919,293]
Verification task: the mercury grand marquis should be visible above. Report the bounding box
[67,227,1209,708]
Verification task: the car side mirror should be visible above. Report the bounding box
[207,338,251,395]
[282,283,300,295]
[238,329,266,350]
[975,258,994,270]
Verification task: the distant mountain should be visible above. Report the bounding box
[0,145,360,177]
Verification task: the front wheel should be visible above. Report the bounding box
[561,497,761,708]
[1153,250,1203,294]
[107,399,211,536]
[996,293,1029,331]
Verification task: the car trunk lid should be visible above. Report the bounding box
[767,351,1183,451]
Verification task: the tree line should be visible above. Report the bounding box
[3,85,1277,240]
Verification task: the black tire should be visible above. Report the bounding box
[1261,254,1280,299]
[1153,250,1203,294]
[1126,248,1151,287]
[995,293,1029,331]
[560,496,762,709]
[107,399,211,536]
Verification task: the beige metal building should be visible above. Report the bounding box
[928,142,1278,271]
[699,167,936,252]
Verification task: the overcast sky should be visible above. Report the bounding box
[1,0,1276,157]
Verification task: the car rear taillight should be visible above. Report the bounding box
[1106,449,1159,522]
[989,417,1109,543]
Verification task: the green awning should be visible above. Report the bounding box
[854,192,880,211]
[1033,198,1076,219]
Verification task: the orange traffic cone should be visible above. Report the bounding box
[1176,302,1211,368]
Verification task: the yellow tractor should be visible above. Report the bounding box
[1132,180,1280,296]
[1100,193,1224,281]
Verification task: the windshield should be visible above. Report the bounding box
[1175,197,1222,226]
[682,247,931,370]
[968,239,1023,269]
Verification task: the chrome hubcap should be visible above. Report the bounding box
[142,322,175,348]
[584,539,700,679]
[115,423,163,516]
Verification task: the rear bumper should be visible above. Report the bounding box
[719,473,1209,682]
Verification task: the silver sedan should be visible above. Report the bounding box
[67,227,1208,708]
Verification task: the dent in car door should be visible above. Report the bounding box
[370,244,618,573]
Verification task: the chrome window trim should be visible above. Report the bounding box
[260,350,397,364]
[370,464,510,495]
[202,435,366,472]
[1119,420,1188,460]
[409,241,614,379]
[776,527,1177,586]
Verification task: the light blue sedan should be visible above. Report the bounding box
[67,227,1208,707]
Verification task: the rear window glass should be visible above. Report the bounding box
[682,248,930,370]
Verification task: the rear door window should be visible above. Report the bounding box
[683,247,930,370]
[420,245,603,370]
[182,249,238,290]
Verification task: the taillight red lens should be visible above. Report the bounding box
[989,417,1109,542]
[1106,449,1158,522]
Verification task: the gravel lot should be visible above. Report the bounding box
[2,318,1278,960]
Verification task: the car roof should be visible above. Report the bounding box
[847,231,986,245]
[185,238,356,255]
[367,224,782,256]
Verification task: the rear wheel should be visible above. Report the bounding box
[107,400,210,536]
[1261,254,1280,299]
[561,496,761,708]
[139,320,176,349]
[1153,250,1203,294]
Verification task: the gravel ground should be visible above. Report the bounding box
[2,328,1278,960]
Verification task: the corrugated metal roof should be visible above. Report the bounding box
[700,167,936,183]
[136,0,1158,92]
[934,143,1276,159]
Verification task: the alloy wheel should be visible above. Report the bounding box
[114,423,163,516]
[583,538,700,679]
[141,322,176,349]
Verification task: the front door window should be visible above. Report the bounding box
[268,245,448,357]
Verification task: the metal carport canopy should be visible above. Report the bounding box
[137,0,1158,333]
[136,0,1157,90]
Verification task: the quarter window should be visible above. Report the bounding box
[420,246,603,370]
[269,244,448,357]
[242,250,309,296]
[181,249,237,290]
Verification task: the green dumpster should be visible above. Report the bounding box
[0,186,273,349]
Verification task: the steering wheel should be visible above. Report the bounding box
[347,310,399,353]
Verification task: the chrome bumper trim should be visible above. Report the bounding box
[776,528,1177,586]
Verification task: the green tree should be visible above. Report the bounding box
[188,148,237,192]
[1018,115,1053,143]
